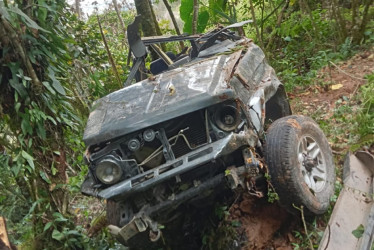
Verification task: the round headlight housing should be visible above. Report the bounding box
[95,157,123,184]
[214,103,239,132]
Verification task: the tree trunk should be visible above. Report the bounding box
[134,0,165,58]
[134,0,159,37]
[150,1,161,36]
[192,0,199,34]
[353,0,373,44]
[331,0,347,42]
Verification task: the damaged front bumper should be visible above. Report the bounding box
[81,130,259,244]
[81,130,257,200]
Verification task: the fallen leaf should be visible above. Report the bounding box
[331,83,343,90]
[352,224,364,238]
[299,91,310,96]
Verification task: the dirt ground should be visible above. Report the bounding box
[228,48,374,250]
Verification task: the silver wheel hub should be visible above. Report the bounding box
[298,136,327,193]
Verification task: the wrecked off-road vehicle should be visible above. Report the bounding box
[81,17,335,248]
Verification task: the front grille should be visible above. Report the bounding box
[168,111,208,158]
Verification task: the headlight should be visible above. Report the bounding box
[95,157,123,184]
[214,102,239,131]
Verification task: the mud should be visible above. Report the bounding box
[228,193,297,250]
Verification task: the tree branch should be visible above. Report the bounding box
[97,14,122,87]
[162,0,184,49]
[192,0,199,34]
[249,0,264,48]
[112,0,128,48]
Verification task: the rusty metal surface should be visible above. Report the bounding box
[319,151,374,250]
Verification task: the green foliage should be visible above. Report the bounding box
[264,173,279,203]
[350,74,374,151]
[180,0,210,34]
[0,0,113,248]
[291,219,323,250]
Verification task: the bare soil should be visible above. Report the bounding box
[229,194,296,250]
[290,49,374,113]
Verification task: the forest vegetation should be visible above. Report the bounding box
[0,0,373,249]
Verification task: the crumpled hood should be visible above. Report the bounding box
[83,55,236,146]
[83,40,283,146]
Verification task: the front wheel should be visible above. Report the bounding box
[265,115,335,214]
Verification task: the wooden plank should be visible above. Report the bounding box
[0,216,11,249]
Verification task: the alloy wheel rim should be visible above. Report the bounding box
[298,135,327,193]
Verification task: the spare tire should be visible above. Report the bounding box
[265,115,335,214]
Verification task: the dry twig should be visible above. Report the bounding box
[293,204,314,250]
[328,61,367,81]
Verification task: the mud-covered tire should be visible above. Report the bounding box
[265,115,335,214]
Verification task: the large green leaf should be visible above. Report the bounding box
[180,0,194,21]
[52,229,65,241]
[48,67,66,95]
[39,170,51,184]
[180,0,193,33]
[21,118,33,136]
[197,10,210,33]
[180,1,210,34]
[43,222,53,232]
[8,6,50,33]
[21,150,35,171]
[9,78,27,99]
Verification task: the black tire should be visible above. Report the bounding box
[265,115,335,214]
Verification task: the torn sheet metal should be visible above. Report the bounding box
[319,151,374,250]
